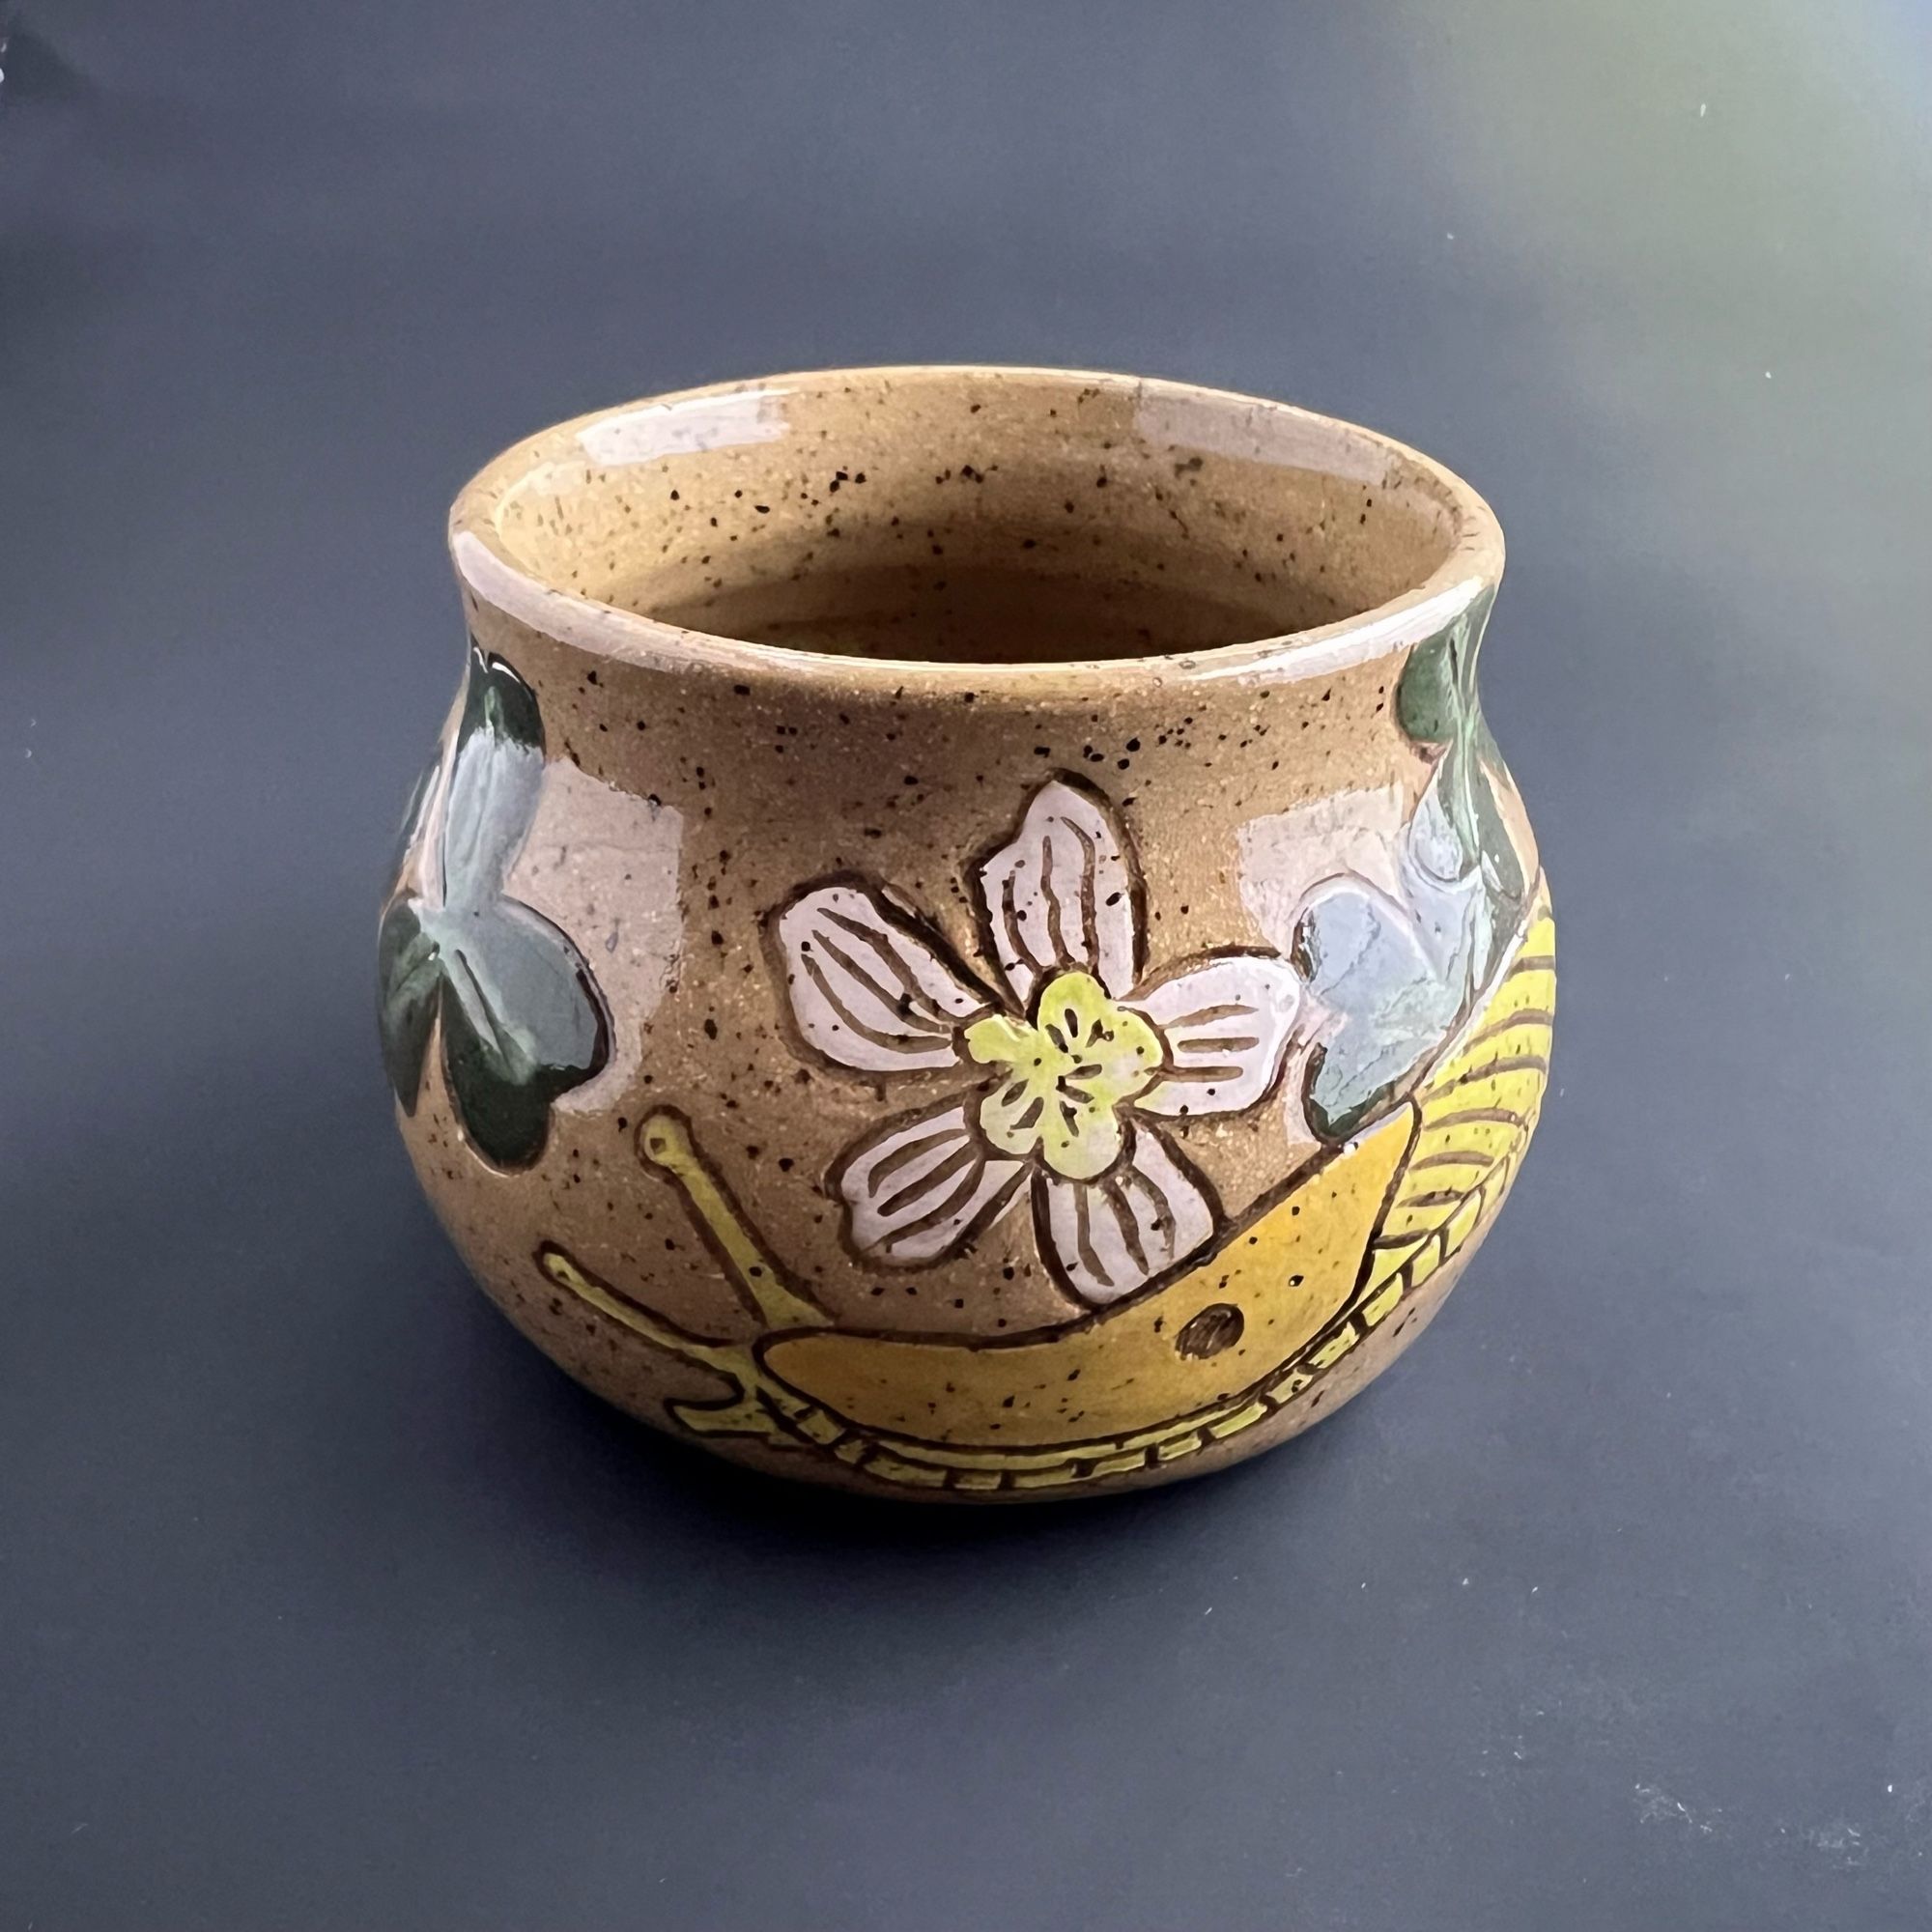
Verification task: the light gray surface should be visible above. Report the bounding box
[3,3,1929,1925]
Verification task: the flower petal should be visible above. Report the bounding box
[975,777,1139,1006]
[1036,1123,1216,1305]
[979,1056,1130,1181]
[774,881,993,1073]
[835,1097,1029,1264]
[1130,952,1302,1119]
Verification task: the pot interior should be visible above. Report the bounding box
[484,368,1469,666]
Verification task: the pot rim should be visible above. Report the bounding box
[449,364,1504,696]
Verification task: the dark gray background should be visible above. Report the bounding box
[4,2,1928,1925]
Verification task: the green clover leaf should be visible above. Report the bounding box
[1293,877,1467,1141]
[1395,591,1527,972]
[377,646,610,1169]
[1287,596,1533,1143]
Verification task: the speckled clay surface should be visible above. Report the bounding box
[381,366,1553,1500]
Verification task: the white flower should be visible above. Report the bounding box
[772,778,1303,1305]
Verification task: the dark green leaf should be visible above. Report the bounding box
[440,648,546,905]
[1472,753,1527,913]
[1395,628,1459,743]
[433,899,610,1168]
[377,896,441,1114]
[377,643,611,1169]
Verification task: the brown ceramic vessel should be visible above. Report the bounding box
[380,365,1554,1500]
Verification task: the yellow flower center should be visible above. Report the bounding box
[964,971,1164,1181]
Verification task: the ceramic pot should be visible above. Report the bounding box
[381,366,1554,1500]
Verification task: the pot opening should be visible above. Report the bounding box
[475,368,1481,668]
